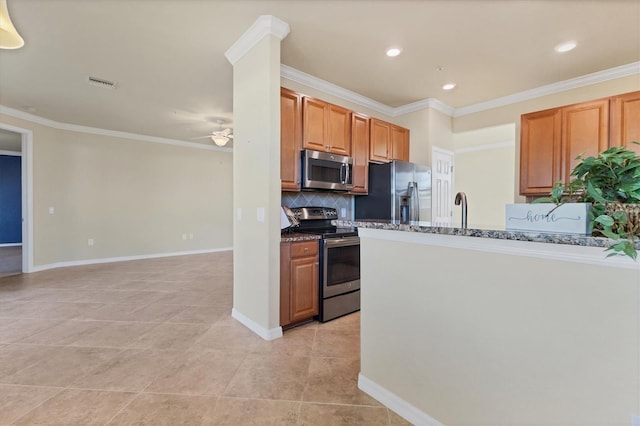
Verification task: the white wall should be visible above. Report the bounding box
[359,228,640,426]
[0,112,233,268]
[453,124,516,229]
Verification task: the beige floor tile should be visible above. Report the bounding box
[252,326,317,357]
[124,303,189,322]
[106,393,218,426]
[134,322,210,350]
[71,349,181,392]
[318,311,361,332]
[0,384,62,424]
[223,354,310,401]
[298,402,389,425]
[202,397,300,425]
[192,320,263,352]
[68,321,159,348]
[303,357,380,406]
[145,349,246,396]
[312,328,360,358]
[389,409,413,425]
[2,301,106,320]
[0,318,64,343]
[12,389,136,425]
[76,303,141,321]
[167,305,228,324]
[18,319,104,345]
[0,344,57,379]
[3,346,122,387]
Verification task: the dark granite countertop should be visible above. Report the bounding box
[335,219,640,250]
[280,232,321,243]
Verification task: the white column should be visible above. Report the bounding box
[225,16,290,340]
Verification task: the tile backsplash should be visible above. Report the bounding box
[282,192,354,219]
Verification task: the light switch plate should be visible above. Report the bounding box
[49,207,55,215]
[257,207,265,222]
[237,208,242,221]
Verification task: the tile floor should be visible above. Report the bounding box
[0,252,411,425]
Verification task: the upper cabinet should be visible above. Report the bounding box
[369,118,410,163]
[519,92,640,196]
[302,97,351,156]
[351,113,370,194]
[611,91,640,155]
[520,108,562,195]
[281,88,302,191]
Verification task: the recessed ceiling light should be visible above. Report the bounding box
[386,47,402,57]
[554,41,577,53]
[442,83,456,91]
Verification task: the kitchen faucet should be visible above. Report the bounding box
[454,192,468,229]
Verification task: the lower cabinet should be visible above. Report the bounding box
[280,240,319,327]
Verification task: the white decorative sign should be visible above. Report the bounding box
[505,203,592,235]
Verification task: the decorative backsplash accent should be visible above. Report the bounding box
[282,192,354,219]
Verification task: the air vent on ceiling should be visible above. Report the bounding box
[87,75,118,89]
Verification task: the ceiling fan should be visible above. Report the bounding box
[193,120,234,146]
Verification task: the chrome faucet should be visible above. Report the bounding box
[454,192,468,229]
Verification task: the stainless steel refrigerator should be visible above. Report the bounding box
[355,160,432,222]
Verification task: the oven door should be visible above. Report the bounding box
[322,236,360,298]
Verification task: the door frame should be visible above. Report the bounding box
[0,122,33,273]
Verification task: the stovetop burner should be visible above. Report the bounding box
[288,206,358,239]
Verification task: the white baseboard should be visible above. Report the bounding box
[30,247,232,272]
[231,308,283,341]
[358,373,443,426]
[0,243,22,247]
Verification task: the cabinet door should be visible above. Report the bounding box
[302,97,328,152]
[370,118,391,163]
[391,125,409,161]
[520,108,562,195]
[561,99,609,183]
[280,242,292,326]
[280,88,302,191]
[290,256,319,322]
[351,113,370,194]
[611,91,640,155]
[327,104,352,156]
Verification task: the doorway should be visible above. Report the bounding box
[431,147,455,227]
[0,124,33,275]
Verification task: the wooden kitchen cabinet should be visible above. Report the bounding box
[281,88,302,191]
[280,240,319,327]
[519,98,609,196]
[350,113,370,194]
[302,96,351,156]
[369,118,410,163]
[611,90,640,155]
[391,125,410,161]
[520,108,562,195]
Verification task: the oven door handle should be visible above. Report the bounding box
[324,237,360,248]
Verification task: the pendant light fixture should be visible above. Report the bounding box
[0,0,24,49]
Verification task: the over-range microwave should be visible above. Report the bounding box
[301,149,354,191]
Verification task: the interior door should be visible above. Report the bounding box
[432,147,454,227]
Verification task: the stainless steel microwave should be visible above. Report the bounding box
[301,149,354,191]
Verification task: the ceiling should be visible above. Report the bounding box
[0,0,639,147]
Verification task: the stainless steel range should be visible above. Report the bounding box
[290,207,360,322]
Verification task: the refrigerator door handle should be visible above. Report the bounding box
[413,181,420,221]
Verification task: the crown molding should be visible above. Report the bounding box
[454,61,640,117]
[392,97,455,117]
[0,105,231,152]
[225,15,290,66]
[281,64,396,116]
[281,61,640,119]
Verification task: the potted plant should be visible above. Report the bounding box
[535,144,640,259]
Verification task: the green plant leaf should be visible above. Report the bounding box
[594,214,615,227]
[532,197,555,204]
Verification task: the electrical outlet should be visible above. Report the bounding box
[237,208,242,221]
[257,207,265,222]
[88,238,94,246]
[49,207,55,215]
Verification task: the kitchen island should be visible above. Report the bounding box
[339,220,639,426]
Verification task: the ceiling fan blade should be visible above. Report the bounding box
[190,135,213,140]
